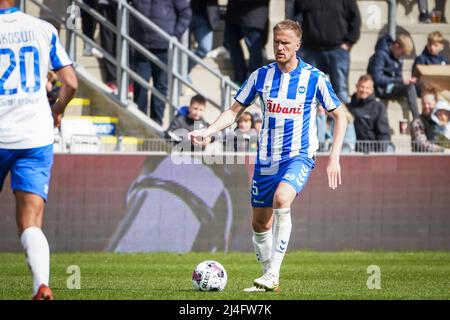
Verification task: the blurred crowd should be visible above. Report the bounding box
[45,0,450,152]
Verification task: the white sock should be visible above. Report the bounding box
[20,227,50,295]
[252,230,272,274]
[270,208,292,278]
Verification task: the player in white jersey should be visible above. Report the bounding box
[0,1,77,299]
[190,20,347,291]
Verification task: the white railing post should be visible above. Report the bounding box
[387,0,397,39]
[66,0,77,62]
[167,40,176,124]
[180,29,189,97]
[117,0,129,104]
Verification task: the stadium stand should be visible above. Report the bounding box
[23,0,450,153]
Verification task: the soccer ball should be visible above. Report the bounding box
[192,260,227,291]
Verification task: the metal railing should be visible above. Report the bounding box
[54,135,450,155]
[22,0,398,121]
[24,0,240,124]
[387,0,396,39]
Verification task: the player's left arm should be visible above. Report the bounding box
[52,65,78,128]
[327,106,347,190]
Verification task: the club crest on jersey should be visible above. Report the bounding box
[298,86,306,94]
[267,99,303,115]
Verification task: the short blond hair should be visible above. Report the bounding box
[273,19,302,40]
[357,74,374,84]
[427,31,445,45]
[395,34,414,56]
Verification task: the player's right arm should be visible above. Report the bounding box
[44,23,78,128]
[51,65,78,128]
[190,101,245,145]
[190,71,258,145]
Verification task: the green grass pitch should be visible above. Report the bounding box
[1,251,449,300]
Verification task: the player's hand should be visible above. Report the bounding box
[51,103,64,128]
[52,111,63,128]
[340,43,351,51]
[326,157,342,190]
[201,136,211,147]
[189,129,207,146]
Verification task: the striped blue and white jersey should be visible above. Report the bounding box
[0,7,72,149]
[234,59,341,162]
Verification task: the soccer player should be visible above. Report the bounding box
[190,20,347,291]
[0,1,77,299]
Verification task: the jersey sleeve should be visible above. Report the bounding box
[234,71,258,107]
[48,26,72,71]
[316,72,341,112]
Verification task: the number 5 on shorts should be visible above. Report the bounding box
[252,180,258,196]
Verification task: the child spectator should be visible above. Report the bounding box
[368,33,420,119]
[224,112,258,152]
[166,95,211,149]
[253,113,263,135]
[412,31,449,77]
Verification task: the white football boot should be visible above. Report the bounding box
[243,285,267,292]
[253,272,280,292]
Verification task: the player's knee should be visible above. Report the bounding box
[252,217,271,232]
[273,192,291,209]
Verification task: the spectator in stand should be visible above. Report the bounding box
[41,0,69,32]
[417,0,447,23]
[321,105,357,153]
[80,0,97,56]
[412,31,449,77]
[293,0,361,105]
[348,75,391,152]
[224,0,269,85]
[131,0,192,126]
[432,99,450,146]
[368,33,420,119]
[165,95,211,149]
[253,113,263,134]
[189,0,220,72]
[410,85,446,152]
[316,106,330,151]
[224,112,258,152]
[98,0,117,91]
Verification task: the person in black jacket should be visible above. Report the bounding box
[189,0,220,71]
[348,75,391,152]
[224,0,269,85]
[98,0,117,89]
[293,0,361,105]
[80,0,97,56]
[417,0,447,23]
[130,0,192,126]
[367,33,420,120]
